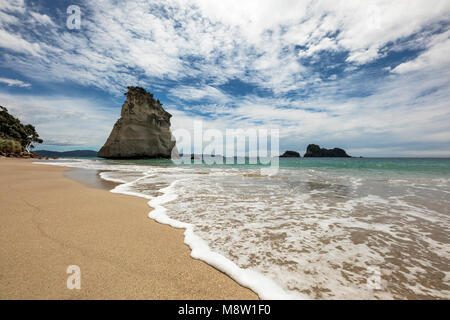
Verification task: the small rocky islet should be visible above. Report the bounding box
[303,144,351,158]
[281,144,351,158]
[280,150,301,158]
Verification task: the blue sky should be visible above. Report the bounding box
[0,0,449,156]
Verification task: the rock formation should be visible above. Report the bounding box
[280,150,301,158]
[303,144,351,158]
[98,87,177,159]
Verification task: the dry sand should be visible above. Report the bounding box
[0,158,257,299]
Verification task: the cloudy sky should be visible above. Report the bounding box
[0,0,449,156]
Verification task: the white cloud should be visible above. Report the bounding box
[29,11,56,26]
[0,11,20,26]
[392,31,450,73]
[169,85,231,104]
[1,0,447,94]
[0,0,25,13]
[0,29,41,56]
[0,77,31,87]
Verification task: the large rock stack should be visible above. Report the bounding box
[98,87,177,159]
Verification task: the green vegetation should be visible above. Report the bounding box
[0,137,23,154]
[0,106,43,154]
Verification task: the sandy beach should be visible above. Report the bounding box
[0,158,257,299]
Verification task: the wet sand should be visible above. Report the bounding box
[64,168,118,191]
[0,158,257,299]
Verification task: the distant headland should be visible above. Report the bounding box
[34,150,98,158]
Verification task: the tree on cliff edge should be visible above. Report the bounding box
[23,124,43,152]
[0,106,43,153]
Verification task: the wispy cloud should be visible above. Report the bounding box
[29,11,56,27]
[392,30,450,73]
[168,85,231,104]
[2,0,447,93]
[0,29,41,56]
[0,77,30,87]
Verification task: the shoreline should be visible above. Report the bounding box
[64,168,120,191]
[41,159,301,299]
[0,158,257,299]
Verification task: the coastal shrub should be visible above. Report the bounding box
[0,137,23,154]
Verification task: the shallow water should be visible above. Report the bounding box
[39,158,450,299]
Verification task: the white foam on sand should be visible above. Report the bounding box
[146,180,306,300]
[113,177,305,300]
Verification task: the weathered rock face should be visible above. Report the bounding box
[98,87,177,159]
[304,144,351,158]
[280,150,301,158]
